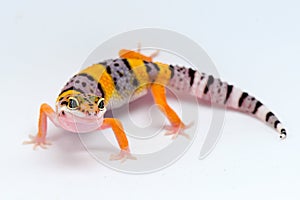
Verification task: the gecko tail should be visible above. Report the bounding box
[167,64,287,139]
[224,87,287,139]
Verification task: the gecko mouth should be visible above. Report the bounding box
[58,109,103,123]
[57,110,104,133]
[58,110,103,122]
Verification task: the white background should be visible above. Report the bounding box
[1,0,299,199]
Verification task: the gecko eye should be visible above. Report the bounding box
[67,97,79,110]
[97,98,105,111]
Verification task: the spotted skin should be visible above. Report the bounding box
[99,59,137,92]
[25,47,287,158]
[168,65,193,91]
[60,73,104,98]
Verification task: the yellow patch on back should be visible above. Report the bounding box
[154,62,172,85]
[126,59,150,88]
[80,64,117,104]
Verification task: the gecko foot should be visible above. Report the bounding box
[23,134,52,150]
[110,149,137,163]
[163,122,193,140]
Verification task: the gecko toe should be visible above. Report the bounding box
[110,149,137,163]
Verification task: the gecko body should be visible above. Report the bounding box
[24,48,287,160]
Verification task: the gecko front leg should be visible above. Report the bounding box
[23,103,58,149]
[100,118,136,162]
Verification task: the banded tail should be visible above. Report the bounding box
[166,64,287,139]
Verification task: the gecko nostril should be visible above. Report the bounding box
[61,111,65,116]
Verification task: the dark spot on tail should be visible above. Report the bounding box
[252,101,262,114]
[188,68,196,86]
[274,120,280,128]
[265,112,274,122]
[238,92,248,107]
[204,75,214,94]
[224,85,233,104]
[280,129,287,139]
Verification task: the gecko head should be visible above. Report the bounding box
[56,93,107,133]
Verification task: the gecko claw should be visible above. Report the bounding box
[23,134,51,150]
[164,129,190,139]
[163,122,193,140]
[110,149,137,163]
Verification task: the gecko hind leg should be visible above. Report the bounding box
[150,84,191,140]
[119,43,160,62]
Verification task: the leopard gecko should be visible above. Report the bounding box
[24,47,287,161]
